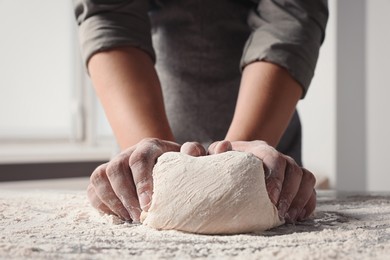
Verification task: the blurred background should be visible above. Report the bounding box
[0,0,388,191]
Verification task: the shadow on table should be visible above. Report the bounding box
[260,211,357,237]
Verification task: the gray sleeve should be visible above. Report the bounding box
[241,0,328,98]
[73,0,154,68]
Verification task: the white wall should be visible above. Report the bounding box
[0,0,75,139]
[367,0,390,191]
[301,0,390,192]
[335,0,367,191]
[298,0,336,187]
[1,0,389,190]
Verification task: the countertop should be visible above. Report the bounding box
[0,179,389,259]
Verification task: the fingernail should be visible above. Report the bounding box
[119,208,131,221]
[286,208,298,223]
[215,141,231,154]
[278,201,289,219]
[269,187,280,205]
[130,207,142,223]
[264,167,272,179]
[298,209,306,220]
[215,142,223,154]
[139,192,151,211]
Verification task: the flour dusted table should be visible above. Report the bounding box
[0,179,389,259]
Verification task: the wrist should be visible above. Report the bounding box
[226,62,301,147]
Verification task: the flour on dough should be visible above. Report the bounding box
[140,151,283,234]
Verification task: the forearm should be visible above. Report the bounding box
[225,62,302,147]
[88,47,174,149]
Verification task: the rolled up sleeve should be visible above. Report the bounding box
[241,0,328,98]
[73,0,155,68]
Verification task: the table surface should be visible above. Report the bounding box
[0,179,389,259]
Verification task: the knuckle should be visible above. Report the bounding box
[265,148,282,161]
[183,142,202,155]
[106,155,128,179]
[136,178,152,195]
[279,193,295,206]
[285,156,302,176]
[253,140,267,146]
[269,154,286,174]
[130,148,152,168]
[130,142,164,168]
[290,163,303,178]
[139,137,152,143]
[284,155,296,165]
[90,164,107,185]
[140,137,161,146]
[302,169,316,187]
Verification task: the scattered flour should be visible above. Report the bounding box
[0,190,389,259]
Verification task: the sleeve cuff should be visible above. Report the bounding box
[240,0,328,99]
[240,33,318,98]
[78,12,155,71]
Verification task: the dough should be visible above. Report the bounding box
[140,151,283,234]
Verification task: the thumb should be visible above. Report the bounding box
[207,140,232,155]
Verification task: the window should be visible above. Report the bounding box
[0,0,114,166]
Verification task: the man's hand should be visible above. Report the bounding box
[208,140,316,223]
[87,138,206,222]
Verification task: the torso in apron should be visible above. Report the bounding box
[149,0,302,165]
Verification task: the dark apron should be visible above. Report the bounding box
[149,0,302,165]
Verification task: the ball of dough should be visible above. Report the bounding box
[140,151,283,234]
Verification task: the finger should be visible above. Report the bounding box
[214,140,232,154]
[276,157,303,219]
[285,168,316,223]
[229,140,268,152]
[230,141,286,204]
[87,183,113,215]
[90,163,132,221]
[229,141,273,178]
[105,148,142,222]
[180,142,206,156]
[252,146,286,205]
[207,140,232,154]
[264,155,286,205]
[297,189,317,221]
[129,138,180,211]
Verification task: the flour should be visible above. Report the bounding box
[141,151,283,234]
[1,188,390,259]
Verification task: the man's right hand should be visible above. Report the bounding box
[87,138,206,222]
